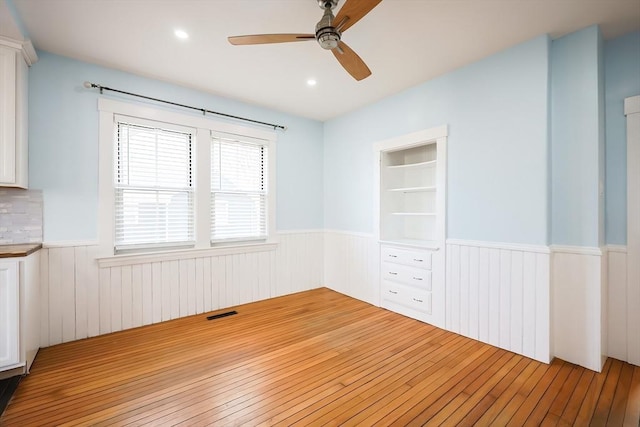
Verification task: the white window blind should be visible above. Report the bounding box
[211,133,268,243]
[115,119,194,251]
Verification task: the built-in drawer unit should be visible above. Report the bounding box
[381,246,432,270]
[382,280,432,314]
[380,243,434,320]
[381,262,431,290]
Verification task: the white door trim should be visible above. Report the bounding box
[625,95,640,366]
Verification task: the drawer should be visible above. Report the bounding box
[381,246,432,270]
[382,281,432,314]
[382,262,432,291]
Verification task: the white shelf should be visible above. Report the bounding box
[387,186,436,193]
[387,160,437,169]
[390,212,436,216]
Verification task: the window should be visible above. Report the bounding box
[211,133,268,243]
[114,118,195,252]
[98,99,276,259]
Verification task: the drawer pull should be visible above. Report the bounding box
[413,258,424,262]
[413,298,423,303]
[412,277,423,281]
[388,290,398,294]
[388,254,398,258]
[388,271,398,275]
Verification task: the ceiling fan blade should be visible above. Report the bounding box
[332,41,371,81]
[332,0,382,33]
[228,34,315,45]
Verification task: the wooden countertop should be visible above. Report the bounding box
[0,243,42,258]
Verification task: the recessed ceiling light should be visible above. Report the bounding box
[307,79,317,86]
[174,29,189,40]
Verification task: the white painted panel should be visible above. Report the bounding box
[48,248,62,345]
[445,241,550,363]
[60,247,76,343]
[459,245,470,337]
[608,250,627,361]
[522,252,536,359]
[98,267,111,335]
[212,256,225,309]
[477,248,489,343]
[39,232,323,345]
[131,265,143,328]
[141,263,153,326]
[110,266,122,332]
[535,253,550,363]
[178,259,189,317]
[151,262,162,323]
[160,261,172,322]
[553,251,603,371]
[488,248,501,348]
[258,251,270,301]
[510,251,523,355]
[39,249,49,347]
[74,246,88,340]
[195,258,204,314]
[328,232,378,306]
[85,246,100,338]
[121,265,132,330]
[499,249,511,350]
[449,244,461,334]
[468,246,479,340]
[168,260,179,320]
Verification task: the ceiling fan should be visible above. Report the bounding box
[228,0,383,81]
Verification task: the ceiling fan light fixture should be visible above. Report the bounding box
[317,30,340,50]
[315,5,340,50]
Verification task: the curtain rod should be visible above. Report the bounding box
[83,81,287,131]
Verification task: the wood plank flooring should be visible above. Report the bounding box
[1,288,638,426]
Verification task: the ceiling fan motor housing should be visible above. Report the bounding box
[317,0,338,10]
[316,4,341,50]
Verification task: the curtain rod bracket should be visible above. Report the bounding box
[82,81,287,131]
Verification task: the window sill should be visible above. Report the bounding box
[97,241,278,268]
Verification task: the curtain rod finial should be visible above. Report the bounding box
[83,81,93,89]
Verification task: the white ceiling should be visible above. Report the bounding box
[8,0,640,121]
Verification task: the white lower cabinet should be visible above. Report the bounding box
[0,262,19,369]
[0,251,40,377]
[380,243,443,327]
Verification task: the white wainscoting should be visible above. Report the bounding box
[551,246,605,372]
[39,231,324,347]
[445,239,551,363]
[607,245,636,365]
[323,230,379,306]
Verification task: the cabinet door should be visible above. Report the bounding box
[0,261,19,369]
[0,46,17,184]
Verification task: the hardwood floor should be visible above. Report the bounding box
[1,288,638,426]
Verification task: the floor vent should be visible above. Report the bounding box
[207,310,238,321]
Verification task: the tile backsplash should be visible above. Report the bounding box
[0,188,43,244]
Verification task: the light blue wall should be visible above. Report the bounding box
[28,51,324,241]
[324,36,550,245]
[605,31,640,245]
[550,26,603,247]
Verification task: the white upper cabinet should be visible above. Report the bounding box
[0,41,35,189]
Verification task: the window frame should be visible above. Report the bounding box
[210,132,270,245]
[98,98,277,261]
[113,116,196,253]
